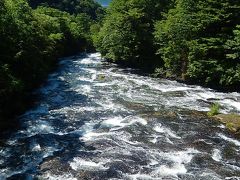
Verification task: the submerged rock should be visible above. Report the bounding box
[97,74,106,81]
[214,114,240,134]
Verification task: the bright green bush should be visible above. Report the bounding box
[208,103,221,116]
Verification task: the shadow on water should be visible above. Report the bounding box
[5,133,96,179]
[0,54,99,178]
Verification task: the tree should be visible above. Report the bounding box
[0,0,105,127]
[94,0,173,69]
[154,0,240,89]
[28,0,105,20]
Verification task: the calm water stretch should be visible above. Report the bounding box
[1,53,240,179]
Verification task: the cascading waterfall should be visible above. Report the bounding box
[0,53,240,179]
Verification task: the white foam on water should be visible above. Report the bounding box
[218,124,226,129]
[196,92,217,100]
[0,145,62,179]
[150,148,199,178]
[127,78,240,114]
[101,116,125,127]
[59,76,65,81]
[94,81,116,87]
[199,172,222,180]
[127,173,160,180]
[153,163,187,177]
[220,99,240,111]
[154,125,181,139]
[91,73,97,81]
[81,131,114,142]
[0,168,10,180]
[32,144,41,152]
[81,85,91,94]
[165,137,174,144]
[30,141,41,152]
[42,146,63,159]
[42,173,77,180]
[76,76,92,82]
[49,106,101,118]
[101,116,147,130]
[154,85,193,93]
[195,139,213,145]
[95,99,127,112]
[119,77,229,113]
[154,125,165,133]
[80,55,101,64]
[81,58,93,64]
[88,68,98,75]
[69,157,108,171]
[149,159,159,166]
[125,149,199,179]
[122,138,140,145]
[226,163,240,171]
[128,78,148,86]
[26,120,54,136]
[150,136,158,144]
[162,148,199,164]
[141,78,198,93]
[88,53,101,58]
[226,176,240,180]
[218,133,240,147]
[212,149,222,162]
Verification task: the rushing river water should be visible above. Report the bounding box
[1,53,240,179]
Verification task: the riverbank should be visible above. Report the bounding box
[0,0,105,133]
[213,114,240,136]
[0,63,56,134]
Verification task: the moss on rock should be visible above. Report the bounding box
[214,114,240,134]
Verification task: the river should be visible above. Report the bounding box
[0,53,240,179]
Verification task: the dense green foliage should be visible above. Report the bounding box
[208,103,220,116]
[28,0,105,20]
[93,0,173,69]
[1,0,240,129]
[0,0,103,127]
[94,0,240,90]
[154,0,240,89]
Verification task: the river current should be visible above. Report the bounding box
[1,53,240,179]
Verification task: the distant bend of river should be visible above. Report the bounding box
[0,53,240,179]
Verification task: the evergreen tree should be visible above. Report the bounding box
[94,0,173,69]
[154,0,240,89]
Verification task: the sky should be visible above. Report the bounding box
[96,0,111,7]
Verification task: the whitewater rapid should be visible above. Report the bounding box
[0,53,240,179]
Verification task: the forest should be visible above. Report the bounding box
[1,0,240,130]
[0,0,104,129]
[93,0,240,91]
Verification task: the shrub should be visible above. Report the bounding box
[208,103,220,116]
